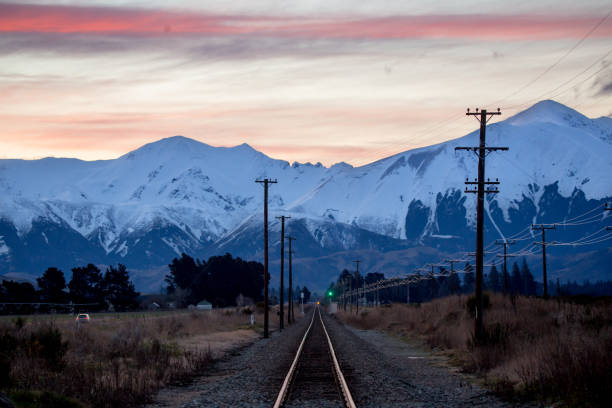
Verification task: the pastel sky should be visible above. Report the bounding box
[1,1,611,166]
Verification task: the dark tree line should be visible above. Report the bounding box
[484,259,537,296]
[165,253,264,308]
[269,286,310,305]
[329,258,557,304]
[0,264,139,314]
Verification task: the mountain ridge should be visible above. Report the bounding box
[0,100,610,291]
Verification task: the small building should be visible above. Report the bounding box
[196,300,213,310]
[148,302,160,311]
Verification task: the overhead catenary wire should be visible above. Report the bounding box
[341,10,612,167]
[352,201,609,294]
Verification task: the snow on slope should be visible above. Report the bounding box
[0,100,610,258]
[286,100,612,238]
[0,137,328,254]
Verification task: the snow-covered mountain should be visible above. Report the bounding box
[1,100,611,291]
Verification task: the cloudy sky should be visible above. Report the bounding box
[1,0,611,166]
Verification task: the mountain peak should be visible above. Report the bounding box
[151,135,210,148]
[231,142,257,152]
[120,136,213,160]
[506,100,589,127]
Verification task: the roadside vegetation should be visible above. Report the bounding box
[336,293,612,407]
[0,307,270,408]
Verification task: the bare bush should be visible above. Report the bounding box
[0,308,266,407]
[336,294,612,406]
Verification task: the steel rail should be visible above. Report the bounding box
[273,306,317,408]
[318,307,357,408]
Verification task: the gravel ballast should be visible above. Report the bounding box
[147,312,312,408]
[321,312,519,408]
[148,308,523,407]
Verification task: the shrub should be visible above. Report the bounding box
[10,390,84,408]
[27,326,68,371]
[336,294,612,407]
[0,332,17,386]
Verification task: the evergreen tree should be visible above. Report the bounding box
[447,272,461,295]
[463,262,475,293]
[364,272,385,284]
[511,262,522,295]
[165,253,199,295]
[37,267,66,303]
[302,286,311,303]
[69,264,104,306]
[437,268,449,297]
[294,285,302,301]
[427,276,440,300]
[520,258,536,296]
[488,265,501,292]
[502,266,510,295]
[102,264,139,311]
[0,280,38,303]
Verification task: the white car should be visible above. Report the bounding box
[75,313,90,323]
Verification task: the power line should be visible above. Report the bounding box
[494,10,612,106]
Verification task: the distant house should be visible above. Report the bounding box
[148,302,160,311]
[196,300,213,310]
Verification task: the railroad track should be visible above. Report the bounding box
[274,305,356,408]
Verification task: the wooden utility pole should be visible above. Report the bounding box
[532,224,555,298]
[255,178,277,338]
[494,240,515,295]
[426,264,445,299]
[275,215,290,331]
[406,280,410,304]
[342,278,347,311]
[605,203,611,230]
[349,277,353,312]
[353,260,360,314]
[286,235,295,324]
[456,107,507,342]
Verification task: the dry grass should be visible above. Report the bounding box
[336,294,612,407]
[0,307,274,407]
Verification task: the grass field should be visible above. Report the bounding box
[336,293,612,407]
[0,306,284,407]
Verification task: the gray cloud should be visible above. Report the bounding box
[598,80,612,95]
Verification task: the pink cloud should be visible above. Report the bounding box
[0,3,610,40]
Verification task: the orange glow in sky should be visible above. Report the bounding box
[1,1,611,165]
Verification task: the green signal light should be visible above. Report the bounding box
[328,291,333,296]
